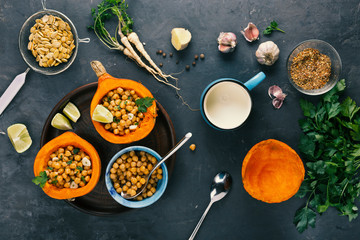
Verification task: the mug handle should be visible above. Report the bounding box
[244,72,266,91]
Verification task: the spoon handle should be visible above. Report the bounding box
[188,200,214,240]
[149,132,192,177]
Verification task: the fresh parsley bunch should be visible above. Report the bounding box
[294,79,360,232]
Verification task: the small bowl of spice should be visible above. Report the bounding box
[287,39,342,95]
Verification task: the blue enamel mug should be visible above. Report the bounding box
[200,72,266,130]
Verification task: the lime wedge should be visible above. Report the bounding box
[63,102,81,122]
[92,104,113,123]
[7,123,32,153]
[51,113,73,130]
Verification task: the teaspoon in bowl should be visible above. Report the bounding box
[121,132,192,200]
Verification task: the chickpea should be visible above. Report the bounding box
[79,181,85,187]
[113,129,119,135]
[115,111,121,118]
[103,102,110,107]
[58,148,65,153]
[64,182,70,188]
[57,176,63,182]
[107,91,114,97]
[104,123,111,130]
[110,168,116,174]
[53,162,61,169]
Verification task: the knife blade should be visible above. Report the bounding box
[0,68,30,116]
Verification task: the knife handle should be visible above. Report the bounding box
[0,68,30,116]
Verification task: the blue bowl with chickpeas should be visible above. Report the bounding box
[105,146,168,208]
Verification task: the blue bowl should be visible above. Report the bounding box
[105,146,168,208]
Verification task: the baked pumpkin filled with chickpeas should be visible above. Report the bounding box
[33,132,101,199]
[90,61,157,144]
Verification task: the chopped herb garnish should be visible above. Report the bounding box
[32,171,48,188]
[125,100,128,105]
[76,166,84,171]
[135,97,155,113]
[81,176,86,183]
[263,20,285,35]
[47,167,54,170]
[128,96,131,100]
[51,180,58,185]
[134,122,139,125]
[67,160,72,165]
[113,117,120,123]
[59,155,63,160]
[107,97,111,101]
[115,106,121,110]
[73,148,80,154]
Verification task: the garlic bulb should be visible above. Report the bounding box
[241,22,259,42]
[217,32,237,53]
[255,41,280,66]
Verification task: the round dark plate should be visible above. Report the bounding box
[40,82,176,216]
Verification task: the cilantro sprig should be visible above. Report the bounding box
[135,97,155,113]
[32,171,49,188]
[294,79,360,233]
[263,21,285,35]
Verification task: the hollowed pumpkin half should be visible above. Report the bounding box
[90,61,156,144]
[242,139,305,203]
[33,132,101,199]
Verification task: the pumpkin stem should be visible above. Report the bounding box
[91,61,108,78]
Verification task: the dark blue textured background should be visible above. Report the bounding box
[1,0,359,239]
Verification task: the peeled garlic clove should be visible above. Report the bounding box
[241,22,259,42]
[217,32,237,53]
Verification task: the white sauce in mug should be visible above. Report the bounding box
[204,81,252,129]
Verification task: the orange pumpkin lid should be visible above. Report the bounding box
[242,139,305,203]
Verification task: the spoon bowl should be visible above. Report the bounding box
[210,171,232,201]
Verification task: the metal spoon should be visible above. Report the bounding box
[121,132,192,200]
[188,171,232,240]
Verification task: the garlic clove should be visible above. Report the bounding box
[268,85,287,100]
[241,22,259,42]
[218,44,234,53]
[268,85,286,109]
[272,98,284,109]
[217,32,237,53]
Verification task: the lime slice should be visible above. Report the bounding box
[7,123,32,153]
[63,102,81,122]
[51,113,73,130]
[92,104,113,123]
